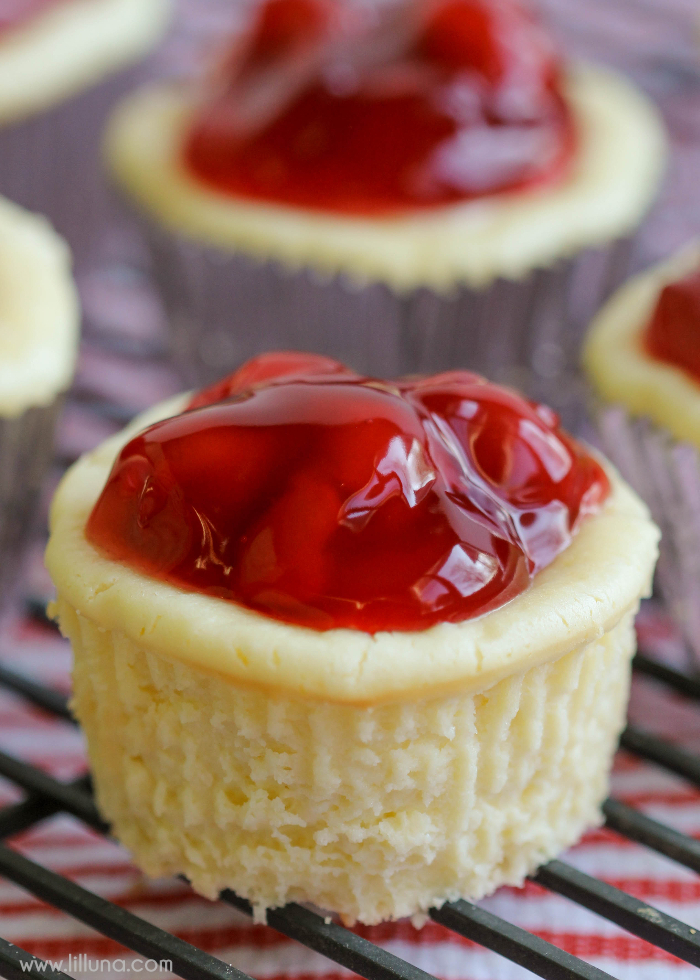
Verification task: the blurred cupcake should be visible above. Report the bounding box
[0,195,79,615]
[0,0,172,272]
[583,243,700,663]
[106,0,665,395]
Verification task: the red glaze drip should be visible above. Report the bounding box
[86,353,609,634]
[0,0,65,35]
[645,266,700,382]
[184,0,575,216]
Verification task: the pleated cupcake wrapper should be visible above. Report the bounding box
[0,399,62,618]
[595,403,700,664]
[0,66,148,274]
[146,219,632,422]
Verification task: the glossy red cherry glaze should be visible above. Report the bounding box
[645,267,700,381]
[87,353,608,632]
[184,0,575,216]
[0,0,64,35]
[86,353,609,633]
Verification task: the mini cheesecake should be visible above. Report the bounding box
[0,195,78,414]
[584,244,700,445]
[0,0,171,125]
[0,194,79,612]
[0,0,172,271]
[47,353,658,924]
[584,243,700,660]
[103,0,665,389]
[107,63,662,294]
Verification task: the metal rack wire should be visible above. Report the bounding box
[0,642,697,980]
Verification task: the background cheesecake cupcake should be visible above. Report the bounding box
[0,194,79,617]
[46,352,658,924]
[106,0,665,409]
[0,0,172,273]
[584,243,700,665]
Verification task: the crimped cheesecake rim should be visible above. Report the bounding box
[46,394,659,705]
[0,0,171,125]
[583,241,700,448]
[104,63,666,293]
[0,195,79,417]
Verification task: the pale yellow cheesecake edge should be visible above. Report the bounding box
[0,195,79,417]
[583,241,700,447]
[0,0,172,124]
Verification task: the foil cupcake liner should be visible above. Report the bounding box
[0,66,149,274]
[595,403,700,663]
[146,222,633,420]
[0,400,62,619]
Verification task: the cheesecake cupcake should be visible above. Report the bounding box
[584,243,700,664]
[0,0,172,273]
[46,351,658,924]
[0,195,79,616]
[105,0,665,398]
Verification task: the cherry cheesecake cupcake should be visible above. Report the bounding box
[105,0,665,400]
[584,244,700,663]
[46,351,658,924]
[0,0,171,272]
[0,195,79,614]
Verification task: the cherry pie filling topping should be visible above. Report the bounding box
[184,0,576,216]
[645,266,700,382]
[87,352,610,633]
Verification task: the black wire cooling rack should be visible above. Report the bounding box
[0,640,698,980]
[11,249,700,978]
